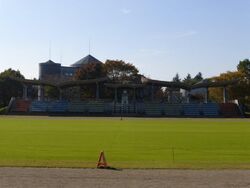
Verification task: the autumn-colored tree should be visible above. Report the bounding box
[104,60,139,81]
[209,71,250,103]
[74,63,106,99]
[75,62,106,80]
[209,59,250,104]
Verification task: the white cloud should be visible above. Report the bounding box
[121,8,131,15]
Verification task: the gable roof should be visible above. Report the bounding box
[71,54,102,68]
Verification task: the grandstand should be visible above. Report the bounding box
[6,54,243,118]
[9,98,242,118]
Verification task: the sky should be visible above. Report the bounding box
[0,0,250,80]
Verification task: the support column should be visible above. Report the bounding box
[133,88,136,113]
[204,87,209,103]
[223,87,227,103]
[187,91,190,103]
[133,88,136,103]
[77,86,81,100]
[38,85,44,101]
[115,88,118,103]
[168,89,173,103]
[96,83,100,99]
[22,84,28,100]
[151,84,154,101]
[59,88,63,100]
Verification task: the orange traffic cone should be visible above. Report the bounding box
[97,151,108,169]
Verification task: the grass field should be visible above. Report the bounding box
[0,116,250,169]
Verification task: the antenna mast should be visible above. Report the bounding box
[49,41,52,60]
[89,39,91,55]
[60,49,62,63]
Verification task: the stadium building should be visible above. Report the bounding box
[7,54,242,118]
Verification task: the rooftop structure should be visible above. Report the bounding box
[39,54,102,81]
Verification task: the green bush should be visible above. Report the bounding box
[0,107,7,115]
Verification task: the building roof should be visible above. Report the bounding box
[7,77,108,88]
[141,77,191,90]
[191,79,239,89]
[7,76,239,90]
[104,83,145,89]
[141,77,239,90]
[40,60,56,65]
[71,54,102,68]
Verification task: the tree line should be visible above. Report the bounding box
[172,72,203,84]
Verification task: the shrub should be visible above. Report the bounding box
[0,107,7,115]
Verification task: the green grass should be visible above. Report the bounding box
[0,116,250,169]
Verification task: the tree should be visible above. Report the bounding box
[0,80,4,107]
[104,60,139,81]
[209,71,250,103]
[183,73,193,84]
[172,73,181,82]
[237,59,250,77]
[0,69,25,107]
[182,72,204,85]
[0,68,24,79]
[185,73,192,80]
[74,63,106,99]
[194,72,203,82]
[75,62,106,80]
[44,86,59,100]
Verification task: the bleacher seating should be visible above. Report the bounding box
[163,103,182,116]
[17,99,242,118]
[68,100,108,113]
[30,101,48,112]
[144,102,163,116]
[183,103,201,116]
[68,101,88,113]
[202,103,219,116]
[113,103,136,114]
[87,100,106,113]
[104,102,113,114]
[47,101,68,112]
[12,99,31,112]
[136,103,145,114]
[219,103,241,117]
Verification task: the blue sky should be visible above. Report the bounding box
[0,0,250,80]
